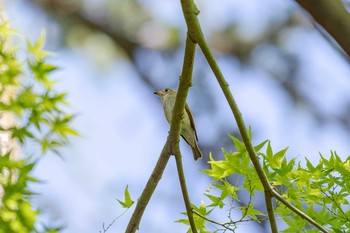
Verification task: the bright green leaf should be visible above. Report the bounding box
[27,29,49,60]
[117,185,134,208]
[228,133,246,152]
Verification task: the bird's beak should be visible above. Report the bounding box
[154,91,160,96]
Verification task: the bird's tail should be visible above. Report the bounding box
[191,142,203,161]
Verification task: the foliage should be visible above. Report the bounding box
[178,133,350,232]
[0,20,77,232]
[117,185,134,209]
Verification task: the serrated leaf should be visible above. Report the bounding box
[270,146,288,169]
[205,193,224,208]
[228,133,245,152]
[246,206,265,221]
[274,146,288,161]
[240,203,265,222]
[254,140,268,153]
[305,157,315,172]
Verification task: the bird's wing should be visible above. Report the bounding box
[185,103,198,141]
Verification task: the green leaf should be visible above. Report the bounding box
[213,180,240,201]
[228,133,245,152]
[50,115,80,137]
[240,203,265,221]
[202,152,235,180]
[27,29,49,60]
[305,157,315,172]
[266,141,273,160]
[270,146,289,169]
[247,125,252,141]
[10,126,34,143]
[277,157,296,176]
[17,86,38,109]
[177,202,212,232]
[254,140,268,152]
[205,193,224,208]
[39,137,64,154]
[0,20,79,233]
[274,146,289,161]
[29,60,58,88]
[117,185,134,208]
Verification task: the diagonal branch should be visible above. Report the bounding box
[125,144,171,233]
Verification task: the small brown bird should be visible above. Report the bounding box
[154,88,202,160]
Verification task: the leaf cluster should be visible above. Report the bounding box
[0,21,77,232]
[181,131,350,232]
[1,28,78,155]
[270,151,350,233]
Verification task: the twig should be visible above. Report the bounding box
[271,189,328,232]
[193,210,236,231]
[99,208,129,233]
[175,153,197,232]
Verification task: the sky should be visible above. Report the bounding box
[4,0,350,232]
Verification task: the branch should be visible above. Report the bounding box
[126,31,198,233]
[264,191,277,232]
[180,0,330,232]
[173,35,198,233]
[175,152,197,232]
[295,0,350,57]
[180,1,277,231]
[193,210,237,231]
[271,189,328,233]
[125,145,171,233]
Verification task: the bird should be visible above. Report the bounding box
[154,88,202,160]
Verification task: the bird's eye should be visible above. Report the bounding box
[165,88,169,92]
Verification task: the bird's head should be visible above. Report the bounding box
[154,88,176,101]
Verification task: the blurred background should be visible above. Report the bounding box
[4,0,350,232]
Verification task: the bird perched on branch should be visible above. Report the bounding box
[154,88,202,161]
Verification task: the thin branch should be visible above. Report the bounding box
[193,210,237,232]
[173,35,198,233]
[125,145,172,233]
[264,191,278,232]
[271,189,328,233]
[175,152,197,232]
[99,208,129,233]
[320,186,349,221]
